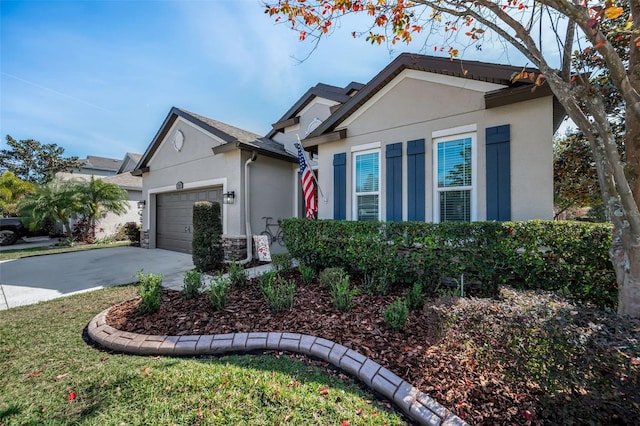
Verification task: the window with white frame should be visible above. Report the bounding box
[434,134,475,222]
[353,150,380,221]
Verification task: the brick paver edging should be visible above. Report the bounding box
[87,307,468,426]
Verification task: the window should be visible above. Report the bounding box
[434,134,475,222]
[353,150,380,221]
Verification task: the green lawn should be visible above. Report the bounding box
[0,285,406,425]
[0,241,131,261]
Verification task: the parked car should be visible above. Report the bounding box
[0,217,50,246]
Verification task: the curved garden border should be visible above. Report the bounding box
[88,306,468,426]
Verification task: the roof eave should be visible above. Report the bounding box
[212,142,298,163]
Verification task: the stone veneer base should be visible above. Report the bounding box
[87,305,468,426]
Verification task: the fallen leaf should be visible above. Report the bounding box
[56,374,68,380]
[26,369,43,379]
[68,391,76,401]
[318,387,329,396]
[341,421,350,426]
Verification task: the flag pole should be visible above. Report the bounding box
[296,134,327,203]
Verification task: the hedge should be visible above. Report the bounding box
[281,219,616,308]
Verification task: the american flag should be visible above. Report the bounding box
[296,143,317,219]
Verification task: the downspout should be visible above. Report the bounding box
[238,151,258,264]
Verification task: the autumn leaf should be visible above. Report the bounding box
[594,39,606,49]
[318,387,329,396]
[604,6,623,19]
[56,373,68,380]
[68,391,76,401]
[341,421,350,426]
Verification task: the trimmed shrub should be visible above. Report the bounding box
[383,297,409,331]
[192,201,223,272]
[136,270,163,314]
[330,273,359,311]
[227,260,248,287]
[183,270,203,299]
[319,267,346,289]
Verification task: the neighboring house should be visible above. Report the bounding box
[56,152,143,238]
[132,108,298,257]
[73,155,123,177]
[135,53,563,259]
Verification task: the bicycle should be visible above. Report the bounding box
[260,216,284,246]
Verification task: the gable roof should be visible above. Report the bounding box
[132,107,296,176]
[302,53,559,150]
[117,152,142,174]
[79,155,123,172]
[267,82,365,138]
[101,172,142,190]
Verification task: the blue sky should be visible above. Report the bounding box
[1,0,534,161]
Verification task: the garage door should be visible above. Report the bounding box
[156,187,223,254]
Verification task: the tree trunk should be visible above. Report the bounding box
[628,0,640,206]
[616,0,640,317]
[614,240,640,317]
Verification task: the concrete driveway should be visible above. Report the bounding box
[0,246,194,310]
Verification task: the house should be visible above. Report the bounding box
[131,108,298,257]
[73,155,123,176]
[296,53,563,222]
[56,152,143,239]
[134,53,562,259]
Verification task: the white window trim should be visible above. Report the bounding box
[432,132,477,222]
[352,148,381,221]
[351,141,381,152]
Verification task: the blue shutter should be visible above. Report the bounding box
[486,125,511,221]
[385,143,403,221]
[333,153,347,220]
[407,139,425,221]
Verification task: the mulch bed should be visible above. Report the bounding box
[107,270,640,425]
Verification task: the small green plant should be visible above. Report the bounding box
[207,275,230,310]
[256,270,276,290]
[406,282,425,310]
[319,267,346,289]
[182,269,203,299]
[362,270,391,295]
[330,273,359,311]
[261,275,296,314]
[383,297,409,331]
[136,270,163,314]
[271,253,293,274]
[227,260,248,287]
[298,263,315,285]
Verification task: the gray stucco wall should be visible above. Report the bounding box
[140,116,296,254]
[316,71,554,222]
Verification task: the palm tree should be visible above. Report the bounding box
[18,179,81,236]
[74,176,128,241]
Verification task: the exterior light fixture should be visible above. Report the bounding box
[137,200,146,209]
[223,191,235,204]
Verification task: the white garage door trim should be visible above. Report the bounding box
[146,178,228,249]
